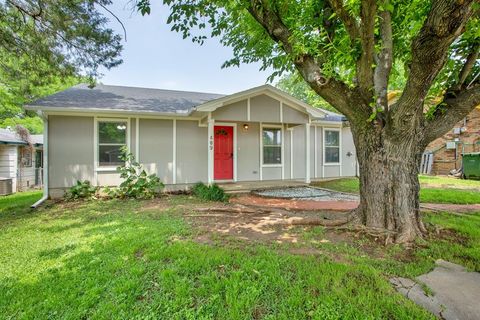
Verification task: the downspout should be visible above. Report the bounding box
[31,112,48,208]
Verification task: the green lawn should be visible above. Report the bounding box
[1,191,479,319]
[313,176,480,204]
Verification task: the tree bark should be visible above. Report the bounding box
[350,124,427,243]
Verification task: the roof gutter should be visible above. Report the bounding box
[31,112,48,208]
[24,105,197,117]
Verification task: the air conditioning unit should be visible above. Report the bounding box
[0,178,13,196]
[446,141,456,149]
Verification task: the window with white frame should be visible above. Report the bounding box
[19,147,32,167]
[324,130,340,164]
[98,121,127,166]
[262,127,282,165]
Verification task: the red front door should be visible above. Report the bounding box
[214,125,234,180]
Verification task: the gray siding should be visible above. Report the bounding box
[292,125,306,179]
[49,115,94,189]
[341,127,357,176]
[283,103,309,124]
[176,120,208,183]
[250,94,280,122]
[139,119,174,184]
[97,171,122,186]
[0,145,17,191]
[212,100,247,121]
[237,122,260,181]
[324,166,341,177]
[262,167,281,180]
[284,127,291,179]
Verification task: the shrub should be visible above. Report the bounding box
[106,147,164,199]
[65,180,98,200]
[191,182,229,202]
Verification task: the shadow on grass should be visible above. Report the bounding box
[0,199,433,320]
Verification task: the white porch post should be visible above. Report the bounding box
[207,118,215,185]
[305,123,311,183]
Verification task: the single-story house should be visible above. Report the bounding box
[0,128,43,194]
[425,106,480,175]
[25,84,357,198]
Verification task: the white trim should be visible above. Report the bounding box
[207,118,214,184]
[172,119,177,184]
[25,106,201,118]
[93,116,98,184]
[194,84,328,118]
[288,127,294,179]
[213,122,237,182]
[314,125,318,178]
[40,110,204,121]
[322,127,342,166]
[260,124,284,181]
[259,122,262,180]
[305,123,311,183]
[260,124,284,166]
[247,98,251,121]
[94,117,130,173]
[43,114,49,198]
[281,124,285,179]
[312,120,343,127]
[279,101,283,123]
[135,117,140,161]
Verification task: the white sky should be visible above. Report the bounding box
[98,2,273,94]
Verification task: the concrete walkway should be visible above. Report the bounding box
[231,194,359,211]
[391,260,480,320]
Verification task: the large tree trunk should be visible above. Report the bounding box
[351,126,428,243]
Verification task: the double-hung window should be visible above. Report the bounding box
[98,120,127,167]
[324,130,340,164]
[262,127,282,165]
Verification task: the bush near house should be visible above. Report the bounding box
[0,191,479,318]
[192,182,229,202]
[65,180,99,200]
[106,147,164,199]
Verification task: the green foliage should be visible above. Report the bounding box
[137,0,478,109]
[65,180,99,201]
[0,1,124,134]
[106,147,164,199]
[312,176,480,204]
[1,192,479,318]
[276,73,337,112]
[191,182,229,202]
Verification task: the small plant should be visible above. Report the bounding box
[65,180,99,200]
[107,147,164,199]
[191,182,229,202]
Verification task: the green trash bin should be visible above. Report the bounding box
[462,152,480,180]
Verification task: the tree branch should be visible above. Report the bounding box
[246,0,370,120]
[393,0,475,128]
[356,0,376,96]
[326,0,359,40]
[374,4,393,111]
[454,42,479,90]
[423,84,480,143]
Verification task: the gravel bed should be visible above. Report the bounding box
[254,187,359,202]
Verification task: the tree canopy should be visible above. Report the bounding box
[0,0,124,133]
[138,0,479,242]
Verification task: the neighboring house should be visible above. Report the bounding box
[0,128,43,193]
[25,84,357,198]
[425,107,480,175]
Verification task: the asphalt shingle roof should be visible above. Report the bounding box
[0,128,43,145]
[29,84,225,113]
